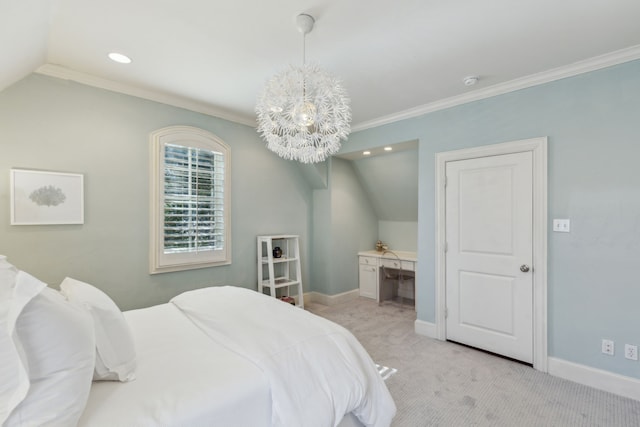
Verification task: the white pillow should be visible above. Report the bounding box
[0,256,33,425]
[4,270,96,427]
[60,277,137,382]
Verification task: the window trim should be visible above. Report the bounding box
[149,126,231,274]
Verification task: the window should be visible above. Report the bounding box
[150,126,231,273]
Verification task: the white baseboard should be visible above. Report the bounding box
[414,319,437,339]
[411,327,640,402]
[307,289,360,306]
[548,357,640,402]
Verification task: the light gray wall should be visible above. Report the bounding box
[0,74,313,310]
[345,59,640,379]
[378,221,417,252]
[328,158,378,294]
[311,185,331,293]
[311,158,377,295]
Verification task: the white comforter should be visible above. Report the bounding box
[171,286,396,427]
[80,302,272,427]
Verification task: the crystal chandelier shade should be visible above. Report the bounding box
[255,15,351,164]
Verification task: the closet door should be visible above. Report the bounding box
[445,151,533,363]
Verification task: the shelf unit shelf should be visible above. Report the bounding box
[260,256,299,264]
[260,278,301,289]
[257,235,303,308]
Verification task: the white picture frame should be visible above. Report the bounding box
[10,169,84,225]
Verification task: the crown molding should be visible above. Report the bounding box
[35,44,640,133]
[35,64,257,128]
[351,44,640,132]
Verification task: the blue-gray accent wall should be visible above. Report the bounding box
[345,59,640,378]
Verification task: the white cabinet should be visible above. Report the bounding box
[359,261,378,299]
[257,235,303,308]
[380,257,415,272]
[358,251,417,303]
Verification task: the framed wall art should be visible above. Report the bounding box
[10,169,84,225]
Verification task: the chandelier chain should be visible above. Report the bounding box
[301,31,306,97]
[302,31,306,66]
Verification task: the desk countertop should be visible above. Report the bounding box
[358,250,417,262]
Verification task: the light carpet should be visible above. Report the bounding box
[306,297,640,427]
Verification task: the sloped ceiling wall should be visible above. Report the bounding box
[350,148,419,221]
[0,0,50,92]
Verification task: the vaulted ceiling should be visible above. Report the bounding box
[2,0,640,132]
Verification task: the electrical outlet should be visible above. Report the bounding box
[553,219,571,232]
[625,344,638,361]
[602,339,614,356]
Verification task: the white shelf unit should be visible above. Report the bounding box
[257,235,304,308]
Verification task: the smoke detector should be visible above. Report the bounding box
[463,75,479,86]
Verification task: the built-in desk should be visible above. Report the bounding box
[358,250,417,303]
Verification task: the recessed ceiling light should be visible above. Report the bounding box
[363,151,371,156]
[384,147,393,151]
[108,52,132,64]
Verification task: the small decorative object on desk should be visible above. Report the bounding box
[273,246,282,258]
[280,296,295,305]
[375,240,389,252]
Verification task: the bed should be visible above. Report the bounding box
[1,256,396,427]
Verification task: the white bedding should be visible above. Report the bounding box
[79,286,396,427]
[171,286,396,427]
[79,302,272,427]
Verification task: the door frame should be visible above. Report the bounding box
[435,137,548,372]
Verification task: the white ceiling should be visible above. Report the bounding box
[2,0,640,132]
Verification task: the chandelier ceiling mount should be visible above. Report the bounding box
[296,13,315,36]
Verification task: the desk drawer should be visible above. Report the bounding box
[359,256,377,266]
[380,258,415,271]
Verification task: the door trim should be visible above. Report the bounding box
[435,137,548,372]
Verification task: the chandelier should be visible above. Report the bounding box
[255,14,351,164]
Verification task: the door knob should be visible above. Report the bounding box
[520,264,530,273]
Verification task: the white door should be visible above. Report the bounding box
[445,151,533,363]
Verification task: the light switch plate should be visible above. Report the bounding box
[553,219,570,232]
